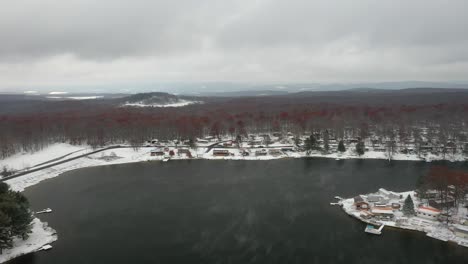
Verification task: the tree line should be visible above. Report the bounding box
[1,98,468,162]
[0,182,34,254]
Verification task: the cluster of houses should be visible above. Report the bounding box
[354,189,406,220]
[145,128,468,159]
[352,188,468,240]
[354,188,447,221]
[149,147,192,158]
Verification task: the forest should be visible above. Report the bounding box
[1,89,468,160]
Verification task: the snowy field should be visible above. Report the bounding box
[0,143,91,171]
[0,218,57,263]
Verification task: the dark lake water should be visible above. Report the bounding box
[9,158,468,264]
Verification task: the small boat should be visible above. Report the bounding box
[162,157,170,162]
[39,244,53,251]
[36,208,52,214]
[365,224,385,235]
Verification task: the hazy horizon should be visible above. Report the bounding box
[1,0,468,92]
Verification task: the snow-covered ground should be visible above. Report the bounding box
[0,218,57,263]
[0,143,91,171]
[337,189,468,248]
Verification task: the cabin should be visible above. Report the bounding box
[428,199,455,210]
[150,148,164,156]
[353,196,370,210]
[223,141,233,147]
[281,146,295,152]
[378,188,401,200]
[177,148,192,158]
[268,149,282,156]
[453,224,468,239]
[416,206,441,220]
[367,195,383,203]
[213,149,230,157]
[355,201,370,210]
[359,210,374,219]
[370,207,394,219]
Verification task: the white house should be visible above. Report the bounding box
[416,206,441,220]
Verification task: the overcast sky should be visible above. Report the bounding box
[1,0,468,92]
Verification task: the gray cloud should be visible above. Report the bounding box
[0,0,467,89]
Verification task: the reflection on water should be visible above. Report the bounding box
[9,159,468,264]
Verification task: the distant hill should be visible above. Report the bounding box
[119,92,202,107]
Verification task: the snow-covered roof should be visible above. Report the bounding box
[454,224,468,233]
[417,206,441,214]
[371,208,394,214]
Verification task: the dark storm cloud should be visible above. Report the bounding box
[0,0,467,88]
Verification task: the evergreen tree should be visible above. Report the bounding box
[338,140,346,153]
[355,141,365,156]
[323,130,330,153]
[310,134,317,149]
[403,195,416,216]
[0,182,34,253]
[188,138,196,149]
[0,211,13,254]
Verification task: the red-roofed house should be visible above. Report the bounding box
[416,206,441,220]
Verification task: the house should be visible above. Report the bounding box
[453,223,468,239]
[370,207,394,219]
[428,199,455,210]
[281,146,295,152]
[391,203,401,210]
[178,148,192,158]
[367,195,383,203]
[355,201,370,210]
[268,149,282,156]
[223,141,233,147]
[353,196,369,210]
[378,188,401,200]
[354,196,364,203]
[213,149,230,157]
[416,206,441,220]
[150,148,164,156]
[359,210,374,219]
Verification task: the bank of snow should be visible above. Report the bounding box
[5,147,152,192]
[0,143,91,172]
[0,218,57,263]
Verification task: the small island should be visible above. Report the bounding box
[336,167,468,247]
